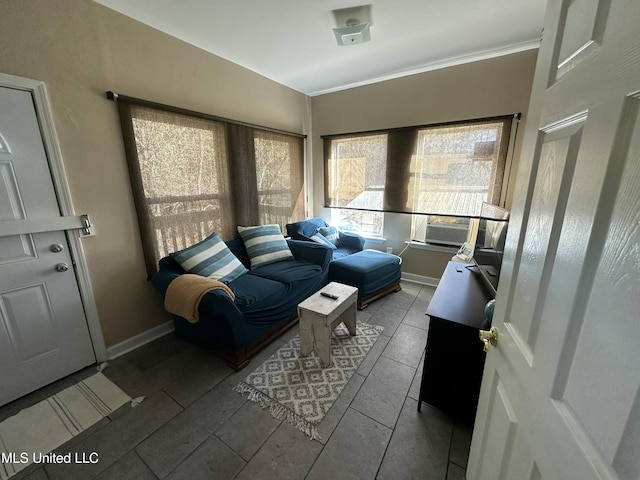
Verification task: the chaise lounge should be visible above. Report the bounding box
[286,217,402,309]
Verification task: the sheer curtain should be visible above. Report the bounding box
[116,98,305,277]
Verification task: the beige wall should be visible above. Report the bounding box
[0,0,311,348]
[311,50,538,279]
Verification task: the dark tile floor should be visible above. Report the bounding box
[2,281,473,480]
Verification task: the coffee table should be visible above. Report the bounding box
[298,282,358,367]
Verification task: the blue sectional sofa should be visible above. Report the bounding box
[152,237,332,370]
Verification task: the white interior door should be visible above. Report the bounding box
[0,86,96,406]
[467,0,640,478]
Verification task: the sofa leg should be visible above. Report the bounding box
[357,281,402,310]
[216,349,251,371]
[230,357,251,371]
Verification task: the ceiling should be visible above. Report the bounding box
[95,0,547,96]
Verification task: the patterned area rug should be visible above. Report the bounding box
[234,321,383,440]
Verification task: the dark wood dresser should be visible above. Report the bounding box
[418,261,493,420]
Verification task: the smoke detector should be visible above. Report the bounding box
[332,5,372,46]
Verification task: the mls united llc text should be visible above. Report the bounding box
[1,452,99,464]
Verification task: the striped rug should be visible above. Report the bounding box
[0,372,133,480]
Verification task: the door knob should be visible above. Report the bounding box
[55,263,69,272]
[479,326,498,352]
[50,244,64,253]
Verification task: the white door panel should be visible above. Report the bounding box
[0,85,95,406]
[468,1,640,478]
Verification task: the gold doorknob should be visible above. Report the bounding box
[479,326,498,352]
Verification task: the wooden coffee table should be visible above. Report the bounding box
[298,282,358,367]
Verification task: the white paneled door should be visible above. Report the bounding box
[0,85,95,406]
[467,1,640,479]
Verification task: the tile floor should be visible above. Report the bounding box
[1,281,474,480]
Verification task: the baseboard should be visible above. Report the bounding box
[401,272,439,287]
[106,320,175,360]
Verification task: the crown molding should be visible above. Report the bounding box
[308,39,541,97]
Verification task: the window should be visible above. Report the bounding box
[129,107,231,263]
[323,116,513,241]
[324,134,386,236]
[254,131,305,227]
[409,120,510,216]
[115,98,305,276]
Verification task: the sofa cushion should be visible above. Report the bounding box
[310,232,336,249]
[329,250,402,297]
[237,224,293,268]
[286,217,327,240]
[227,272,288,314]
[171,232,248,283]
[318,226,340,246]
[251,258,323,284]
[332,247,355,260]
[338,231,366,252]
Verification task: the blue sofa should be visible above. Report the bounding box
[285,217,365,260]
[151,238,332,370]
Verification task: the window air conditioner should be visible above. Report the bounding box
[424,217,470,247]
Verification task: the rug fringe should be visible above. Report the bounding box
[234,382,321,441]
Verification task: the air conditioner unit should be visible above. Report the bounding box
[424,217,470,247]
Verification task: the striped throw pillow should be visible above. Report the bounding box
[171,232,248,283]
[318,226,340,246]
[310,232,337,249]
[237,224,293,268]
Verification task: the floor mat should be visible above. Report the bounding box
[0,372,132,479]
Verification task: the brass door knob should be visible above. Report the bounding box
[479,326,498,352]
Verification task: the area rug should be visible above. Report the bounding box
[234,321,383,440]
[0,371,136,480]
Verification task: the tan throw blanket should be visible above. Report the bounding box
[165,274,235,323]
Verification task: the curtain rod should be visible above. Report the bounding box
[320,113,521,139]
[105,91,307,139]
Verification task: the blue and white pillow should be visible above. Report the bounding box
[171,232,247,283]
[310,232,337,249]
[318,226,340,247]
[237,224,293,268]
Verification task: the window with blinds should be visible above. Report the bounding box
[254,130,305,227]
[325,134,386,236]
[323,116,514,241]
[128,107,232,263]
[116,99,305,276]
